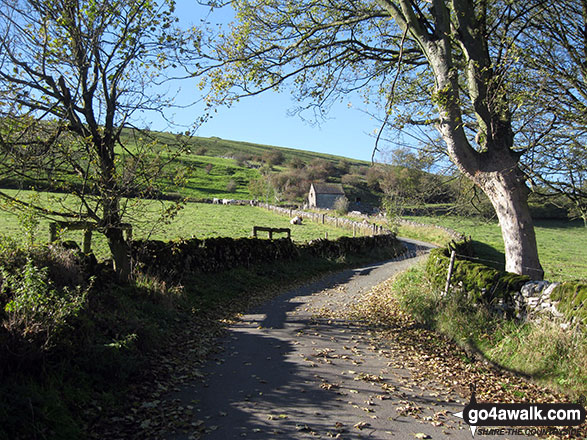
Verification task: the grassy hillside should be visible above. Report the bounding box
[0,128,379,204]
[162,134,378,204]
[143,130,369,166]
[159,154,262,200]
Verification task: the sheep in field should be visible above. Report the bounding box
[290,216,303,225]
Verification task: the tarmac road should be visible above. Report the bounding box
[164,238,532,440]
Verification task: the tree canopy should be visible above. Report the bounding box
[200,0,587,279]
[515,0,587,226]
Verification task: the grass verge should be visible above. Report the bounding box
[378,262,586,402]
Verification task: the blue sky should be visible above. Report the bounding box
[149,2,388,163]
[182,91,384,163]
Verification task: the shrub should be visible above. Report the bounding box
[287,157,305,169]
[195,146,208,156]
[341,173,363,186]
[366,166,384,190]
[337,160,351,175]
[268,170,311,202]
[226,179,237,192]
[262,150,285,166]
[0,240,88,293]
[1,258,90,351]
[234,153,252,167]
[334,196,349,215]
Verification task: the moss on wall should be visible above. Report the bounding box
[551,282,587,323]
[426,241,529,302]
[133,234,405,279]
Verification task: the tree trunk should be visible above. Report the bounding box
[479,165,544,279]
[421,35,544,280]
[442,130,544,279]
[105,227,131,281]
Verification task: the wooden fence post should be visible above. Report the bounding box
[444,250,457,296]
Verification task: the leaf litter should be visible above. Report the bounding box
[88,268,586,439]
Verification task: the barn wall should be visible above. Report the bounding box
[308,187,317,208]
[316,193,341,209]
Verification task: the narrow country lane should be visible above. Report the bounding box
[158,239,533,440]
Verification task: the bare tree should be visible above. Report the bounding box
[516,0,587,226]
[0,0,201,279]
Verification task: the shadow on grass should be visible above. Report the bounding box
[535,219,585,230]
[469,240,505,271]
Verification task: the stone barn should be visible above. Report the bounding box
[308,183,345,209]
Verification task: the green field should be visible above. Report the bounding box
[1,130,375,205]
[403,215,587,282]
[0,190,362,259]
[2,189,584,281]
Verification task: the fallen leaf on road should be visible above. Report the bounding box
[353,421,369,430]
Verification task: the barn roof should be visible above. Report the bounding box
[311,183,345,195]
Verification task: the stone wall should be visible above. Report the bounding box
[259,203,391,236]
[428,242,585,330]
[501,281,586,329]
[131,233,405,279]
[493,281,564,323]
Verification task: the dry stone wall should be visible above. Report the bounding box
[260,203,392,236]
[131,234,405,279]
[492,281,564,322]
[429,243,585,329]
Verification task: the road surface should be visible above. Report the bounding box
[160,239,532,439]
